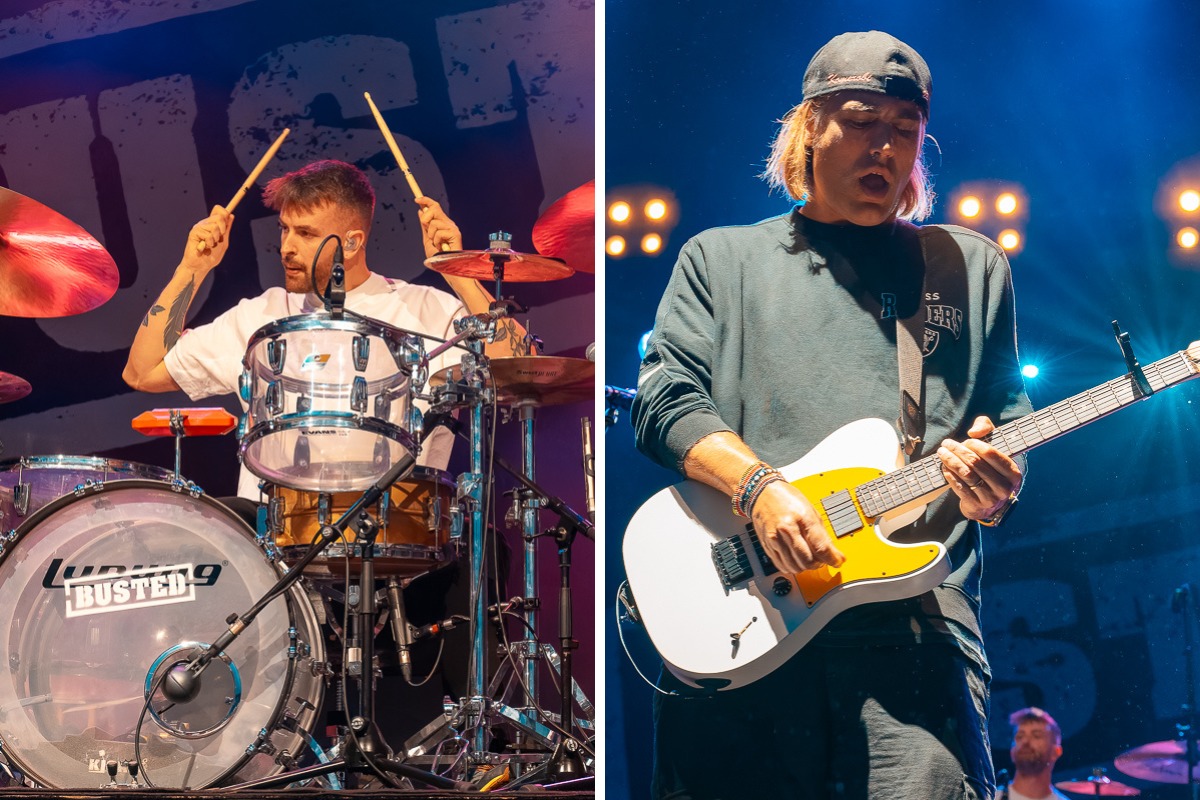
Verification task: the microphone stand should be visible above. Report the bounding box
[1175,582,1200,799]
[156,438,470,791]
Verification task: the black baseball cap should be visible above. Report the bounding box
[802,31,932,116]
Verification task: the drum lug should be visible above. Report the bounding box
[296,393,311,414]
[267,337,287,374]
[246,727,277,757]
[350,376,368,413]
[13,482,29,516]
[268,494,284,534]
[265,380,283,416]
[352,334,370,371]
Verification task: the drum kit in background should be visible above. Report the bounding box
[0,182,596,791]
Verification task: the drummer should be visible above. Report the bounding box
[1004,706,1069,800]
[122,158,529,505]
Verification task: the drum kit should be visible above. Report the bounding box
[0,177,596,791]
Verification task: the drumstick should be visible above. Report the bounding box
[196,127,290,253]
[364,92,451,252]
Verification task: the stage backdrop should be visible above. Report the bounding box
[606,1,1200,797]
[0,0,595,758]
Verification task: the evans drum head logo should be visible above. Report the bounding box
[63,563,197,618]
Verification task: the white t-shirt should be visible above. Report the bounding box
[164,272,467,499]
[1006,785,1071,800]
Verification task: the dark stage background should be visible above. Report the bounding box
[0,0,594,783]
[606,2,1200,798]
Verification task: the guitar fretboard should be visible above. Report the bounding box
[855,350,1197,519]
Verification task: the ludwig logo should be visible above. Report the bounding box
[64,563,197,618]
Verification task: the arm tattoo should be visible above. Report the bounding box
[495,320,530,356]
[140,304,165,327]
[163,277,195,350]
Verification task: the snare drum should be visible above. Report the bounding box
[239,314,424,493]
[0,455,174,532]
[0,481,324,789]
[268,466,456,579]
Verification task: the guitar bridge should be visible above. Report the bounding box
[711,534,754,588]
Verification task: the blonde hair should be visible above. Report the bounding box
[762,97,935,222]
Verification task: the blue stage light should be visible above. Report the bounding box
[1021,364,1040,379]
[638,329,654,359]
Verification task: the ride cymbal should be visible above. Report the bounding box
[0,187,119,317]
[431,356,593,407]
[424,248,573,282]
[1115,739,1200,783]
[532,180,594,274]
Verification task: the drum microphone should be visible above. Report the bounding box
[581,417,595,523]
[325,237,346,318]
[385,577,414,682]
[159,616,246,704]
[585,341,595,362]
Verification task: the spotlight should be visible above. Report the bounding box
[998,229,1021,251]
[638,329,654,359]
[958,196,982,219]
[996,193,1018,215]
[1021,364,1040,379]
[609,201,632,223]
[641,233,663,254]
[1178,227,1199,249]
[1181,191,1200,213]
[606,235,627,257]
[645,199,668,220]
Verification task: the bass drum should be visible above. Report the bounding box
[0,481,325,789]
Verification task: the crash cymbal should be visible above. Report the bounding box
[0,187,119,317]
[424,248,573,282]
[0,371,31,403]
[1116,739,1200,783]
[532,180,594,274]
[1055,776,1141,796]
[431,356,593,407]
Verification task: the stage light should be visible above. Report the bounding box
[1021,364,1040,379]
[606,235,627,256]
[645,199,668,220]
[1178,227,1199,249]
[996,193,1018,215]
[638,329,654,359]
[609,201,632,223]
[1180,191,1200,213]
[958,196,982,219]
[998,229,1021,251]
[641,233,663,254]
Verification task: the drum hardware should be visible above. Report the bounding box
[424,231,575,286]
[0,186,119,318]
[531,179,596,274]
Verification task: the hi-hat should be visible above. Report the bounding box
[532,180,594,274]
[1115,739,1200,783]
[1055,776,1140,795]
[0,371,31,403]
[0,187,119,317]
[431,356,593,407]
[424,249,573,282]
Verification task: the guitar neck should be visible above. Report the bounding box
[856,350,1198,519]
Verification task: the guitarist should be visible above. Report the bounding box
[631,31,1030,800]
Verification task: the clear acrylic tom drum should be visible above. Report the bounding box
[239,314,423,493]
[0,480,324,789]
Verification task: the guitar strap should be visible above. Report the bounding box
[895,231,928,460]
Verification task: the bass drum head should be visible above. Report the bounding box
[0,481,323,789]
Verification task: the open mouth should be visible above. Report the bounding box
[859,172,890,197]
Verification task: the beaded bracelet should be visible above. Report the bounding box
[732,463,783,518]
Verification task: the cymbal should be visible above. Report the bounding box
[1116,739,1200,783]
[431,356,593,407]
[0,187,119,317]
[424,248,573,282]
[0,371,31,403]
[532,180,594,273]
[1055,776,1141,796]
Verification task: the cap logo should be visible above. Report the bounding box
[826,72,874,84]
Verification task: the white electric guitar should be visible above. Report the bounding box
[622,341,1200,691]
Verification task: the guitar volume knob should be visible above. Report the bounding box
[772,577,792,596]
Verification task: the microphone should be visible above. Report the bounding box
[161,661,201,703]
[581,417,595,523]
[604,385,636,411]
[585,342,596,362]
[325,238,346,318]
[385,577,414,682]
